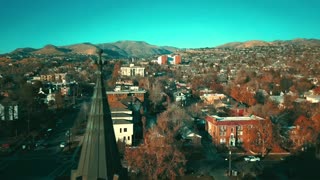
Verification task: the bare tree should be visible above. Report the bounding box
[244,118,273,157]
[149,80,165,107]
[125,128,186,180]
[125,104,190,179]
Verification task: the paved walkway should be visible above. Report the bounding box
[209,168,229,180]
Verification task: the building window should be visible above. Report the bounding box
[120,128,122,133]
[220,138,226,144]
[128,136,130,141]
[124,128,127,132]
[237,126,243,130]
[123,136,126,141]
[237,131,243,136]
[231,127,234,133]
[219,131,226,136]
[220,125,226,131]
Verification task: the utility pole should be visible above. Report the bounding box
[229,150,232,176]
[68,128,71,152]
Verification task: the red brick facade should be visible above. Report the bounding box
[205,115,264,146]
[174,55,181,64]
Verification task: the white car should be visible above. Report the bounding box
[244,156,260,162]
[60,142,66,148]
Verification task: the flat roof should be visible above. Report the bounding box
[106,90,146,94]
[112,119,133,124]
[111,113,132,118]
[110,107,132,112]
[211,115,264,121]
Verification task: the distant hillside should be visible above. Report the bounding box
[97,41,177,58]
[32,44,70,55]
[7,41,179,58]
[217,38,320,48]
[63,43,99,55]
[11,47,37,54]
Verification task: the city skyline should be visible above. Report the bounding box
[1,0,320,53]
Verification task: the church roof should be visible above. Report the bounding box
[71,49,127,180]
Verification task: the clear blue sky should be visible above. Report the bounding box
[0,0,319,53]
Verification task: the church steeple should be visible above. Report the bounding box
[71,49,127,180]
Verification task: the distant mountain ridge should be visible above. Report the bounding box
[217,38,320,48]
[8,41,179,58]
[6,38,320,58]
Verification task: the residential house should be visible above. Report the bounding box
[269,93,285,109]
[305,95,320,103]
[229,103,249,116]
[111,107,134,145]
[304,90,320,103]
[200,93,226,105]
[38,88,57,104]
[179,127,202,145]
[205,115,265,147]
[107,89,146,103]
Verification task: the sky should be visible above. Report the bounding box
[0,0,320,53]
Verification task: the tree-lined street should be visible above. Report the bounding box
[0,103,83,179]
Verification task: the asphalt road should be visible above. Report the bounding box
[186,131,287,179]
[0,105,82,180]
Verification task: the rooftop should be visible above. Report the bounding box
[112,119,133,125]
[211,115,265,121]
[106,90,146,94]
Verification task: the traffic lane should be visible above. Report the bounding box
[0,158,60,178]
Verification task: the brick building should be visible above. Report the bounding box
[157,55,181,65]
[157,55,168,65]
[205,115,265,146]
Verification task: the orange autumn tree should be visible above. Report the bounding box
[293,115,317,147]
[125,129,186,180]
[244,118,273,156]
[230,85,257,106]
[311,113,320,133]
[125,105,189,179]
[313,86,320,95]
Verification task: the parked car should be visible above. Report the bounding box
[60,142,66,148]
[244,156,260,162]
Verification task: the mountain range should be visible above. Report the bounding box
[217,38,320,49]
[8,41,178,58]
[5,38,320,58]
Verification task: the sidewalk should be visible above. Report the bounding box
[209,168,229,180]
